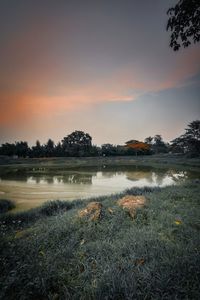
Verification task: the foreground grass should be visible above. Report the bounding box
[0,182,200,299]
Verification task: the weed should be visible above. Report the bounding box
[0,199,15,214]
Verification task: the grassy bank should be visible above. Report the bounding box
[0,182,200,299]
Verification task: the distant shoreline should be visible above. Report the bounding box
[0,154,200,173]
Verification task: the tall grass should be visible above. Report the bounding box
[0,183,200,299]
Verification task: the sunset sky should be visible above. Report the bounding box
[0,0,200,146]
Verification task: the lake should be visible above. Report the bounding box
[0,166,193,211]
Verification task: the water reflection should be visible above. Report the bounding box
[26,173,94,185]
[0,167,197,211]
[0,168,192,186]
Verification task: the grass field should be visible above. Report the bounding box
[0,155,200,299]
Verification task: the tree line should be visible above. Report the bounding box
[0,120,199,158]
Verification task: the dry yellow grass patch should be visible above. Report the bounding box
[78,202,102,221]
[117,195,146,218]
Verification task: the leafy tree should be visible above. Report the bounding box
[152,135,169,154]
[44,139,55,157]
[170,136,185,154]
[171,120,200,156]
[0,143,16,156]
[54,142,64,157]
[31,140,44,157]
[153,134,162,144]
[101,144,117,156]
[62,130,92,156]
[0,141,29,157]
[89,145,101,157]
[186,119,200,140]
[167,0,200,50]
[15,141,29,157]
[144,136,153,145]
[116,145,128,156]
[125,140,151,156]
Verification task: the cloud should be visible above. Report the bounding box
[157,47,200,90]
[1,45,200,129]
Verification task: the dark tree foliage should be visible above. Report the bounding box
[54,142,64,157]
[0,143,17,156]
[171,120,200,156]
[101,144,117,156]
[0,141,29,157]
[31,140,45,158]
[143,135,169,154]
[62,130,92,156]
[15,141,29,157]
[144,136,153,145]
[186,119,200,140]
[167,0,200,50]
[44,139,55,157]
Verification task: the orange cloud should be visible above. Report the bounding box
[0,88,133,128]
[1,33,199,130]
[157,47,200,90]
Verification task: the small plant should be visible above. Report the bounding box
[40,200,74,216]
[0,199,15,213]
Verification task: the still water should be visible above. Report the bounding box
[0,167,191,211]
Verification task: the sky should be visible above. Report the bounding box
[0,0,199,146]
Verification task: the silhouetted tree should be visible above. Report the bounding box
[152,135,169,154]
[171,120,200,156]
[15,141,29,157]
[0,143,16,156]
[101,144,117,156]
[170,136,185,154]
[89,145,101,156]
[44,139,55,157]
[153,135,162,144]
[186,119,200,140]
[62,130,92,156]
[144,136,153,145]
[0,141,29,157]
[167,0,200,50]
[31,140,44,157]
[116,145,128,156]
[55,142,64,157]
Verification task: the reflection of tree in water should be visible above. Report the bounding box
[149,170,188,185]
[152,172,166,185]
[126,171,154,182]
[35,176,40,184]
[62,173,93,184]
[0,168,193,187]
[28,173,94,185]
[46,177,54,184]
[166,170,188,183]
[55,176,63,183]
[96,171,121,179]
[0,172,29,182]
[0,172,94,185]
[27,175,53,184]
[126,170,171,185]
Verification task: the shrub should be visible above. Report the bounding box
[40,200,74,216]
[0,199,15,213]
